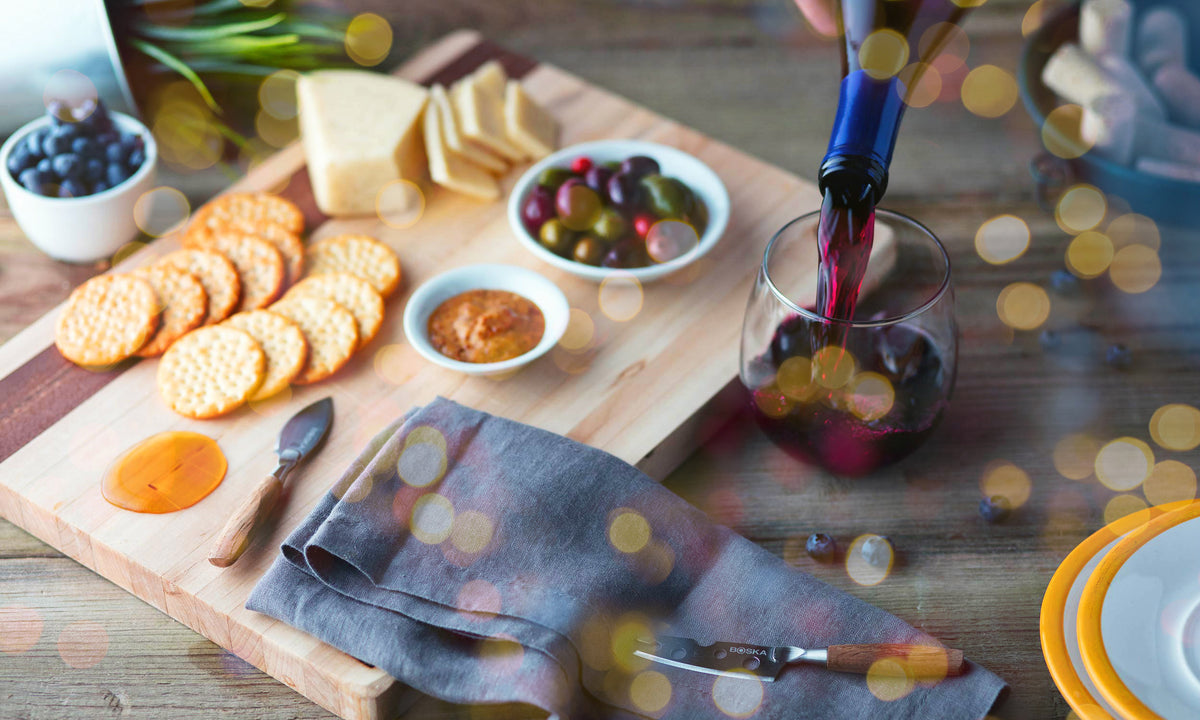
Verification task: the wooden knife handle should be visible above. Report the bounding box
[208,475,283,568]
[826,644,966,679]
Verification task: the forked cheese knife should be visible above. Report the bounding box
[208,397,333,568]
[635,636,965,681]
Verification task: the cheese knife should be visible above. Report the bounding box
[208,397,333,568]
[634,635,965,681]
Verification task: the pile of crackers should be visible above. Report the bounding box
[53,191,402,419]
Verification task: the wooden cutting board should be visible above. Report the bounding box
[0,30,828,720]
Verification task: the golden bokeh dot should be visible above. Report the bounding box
[974,214,1030,264]
[634,539,677,586]
[1056,185,1107,234]
[646,220,699,263]
[1095,437,1154,492]
[753,383,793,420]
[630,670,672,714]
[57,620,108,669]
[1144,460,1198,506]
[376,179,425,229]
[374,343,412,385]
[711,670,765,718]
[456,579,502,619]
[345,13,393,67]
[859,29,910,80]
[450,510,494,555]
[1149,404,1200,451]
[611,613,652,673]
[1104,494,1150,526]
[1109,245,1162,294]
[410,493,454,544]
[609,510,651,554]
[777,355,816,400]
[255,109,299,148]
[111,240,147,266]
[813,345,856,389]
[559,308,596,352]
[996,282,1050,330]
[133,187,190,238]
[340,475,374,504]
[259,69,300,120]
[0,605,43,654]
[866,658,916,702]
[952,0,988,7]
[43,70,97,119]
[919,23,969,72]
[980,461,1033,508]
[579,614,615,671]
[406,425,448,451]
[847,372,895,422]
[961,65,1018,118]
[1053,434,1100,480]
[478,634,524,674]
[897,62,943,108]
[397,441,447,488]
[1107,213,1160,250]
[599,273,644,322]
[1065,231,1114,279]
[153,97,222,171]
[846,534,894,586]
[1043,104,1095,159]
[1022,0,1051,37]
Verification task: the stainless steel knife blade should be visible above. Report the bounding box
[275,397,333,470]
[634,636,797,681]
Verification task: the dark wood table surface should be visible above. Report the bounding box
[3,1,1198,718]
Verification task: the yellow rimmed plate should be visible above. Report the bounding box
[1079,500,1200,719]
[1040,502,1191,719]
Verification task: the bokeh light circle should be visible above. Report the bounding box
[974,214,1030,264]
[919,23,969,72]
[630,670,672,714]
[0,605,43,654]
[1053,434,1100,480]
[559,308,596,351]
[57,620,108,669]
[897,63,943,108]
[450,510,494,554]
[1149,404,1200,451]
[1104,494,1149,526]
[646,220,699,263]
[599,273,644,322]
[1095,437,1154,492]
[859,29,910,80]
[846,372,895,421]
[711,670,764,718]
[133,187,190,238]
[259,70,300,120]
[1109,245,1162,294]
[996,282,1050,330]
[1056,185,1107,234]
[410,493,454,544]
[609,510,651,554]
[43,70,97,120]
[255,109,299,148]
[777,356,817,401]
[980,461,1033,508]
[1106,213,1160,250]
[398,441,447,488]
[961,65,1018,118]
[1143,460,1197,506]
[866,658,916,701]
[456,579,502,619]
[1043,105,1095,159]
[376,179,425,229]
[846,534,894,586]
[374,344,412,385]
[1022,0,1051,37]
[812,346,856,389]
[345,13,393,67]
[1065,231,1114,278]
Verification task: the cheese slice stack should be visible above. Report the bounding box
[424,94,500,201]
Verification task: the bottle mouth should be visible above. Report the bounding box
[761,208,953,329]
[818,154,889,206]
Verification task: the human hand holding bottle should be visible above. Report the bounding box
[793,0,838,36]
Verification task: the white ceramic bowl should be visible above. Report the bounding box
[403,264,570,376]
[508,139,730,283]
[0,111,157,263]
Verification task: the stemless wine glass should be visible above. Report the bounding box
[739,209,957,476]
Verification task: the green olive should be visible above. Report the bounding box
[538,219,575,256]
[640,174,693,219]
[687,198,709,235]
[572,236,605,265]
[537,167,574,192]
[591,208,627,242]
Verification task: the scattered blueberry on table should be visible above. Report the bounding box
[978,495,1012,523]
[1106,343,1132,370]
[860,535,894,568]
[1039,329,1061,351]
[6,99,146,199]
[805,532,837,563]
[1049,268,1080,295]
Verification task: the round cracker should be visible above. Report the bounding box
[268,296,358,385]
[157,325,265,419]
[157,249,241,325]
[285,273,384,349]
[224,310,308,400]
[305,234,402,298]
[55,274,160,367]
[199,232,285,312]
[189,192,304,236]
[185,219,304,287]
[132,265,207,357]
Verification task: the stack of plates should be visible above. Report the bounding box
[1041,500,1200,719]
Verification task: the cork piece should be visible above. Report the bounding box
[186,219,305,288]
[132,265,208,357]
[199,232,285,312]
[55,274,160,367]
[189,192,304,236]
[305,234,402,298]
[223,310,308,400]
[156,325,265,419]
[157,248,242,325]
[285,273,385,349]
[268,295,358,385]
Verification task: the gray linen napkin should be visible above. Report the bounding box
[248,397,1005,719]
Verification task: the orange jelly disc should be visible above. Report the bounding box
[102,432,227,513]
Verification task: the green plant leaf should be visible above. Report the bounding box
[130,38,222,113]
[133,12,285,42]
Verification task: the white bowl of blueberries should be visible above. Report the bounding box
[0,98,156,263]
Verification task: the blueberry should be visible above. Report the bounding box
[71,136,99,159]
[36,157,54,177]
[1039,329,1061,351]
[127,147,145,171]
[121,133,144,152]
[18,167,42,193]
[59,179,86,198]
[86,99,112,133]
[42,132,69,158]
[96,130,118,146]
[91,181,109,194]
[51,153,82,182]
[105,142,127,164]
[106,161,130,187]
[6,145,32,176]
[53,123,79,144]
[1106,343,1132,370]
[25,128,47,159]
[84,157,104,183]
[979,495,1012,523]
[805,533,837,563]
[860,535,894,568]
[1050,269,1080,295]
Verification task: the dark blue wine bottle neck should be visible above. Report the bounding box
[820,70,907,205]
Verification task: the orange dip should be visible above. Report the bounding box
[428,289,545,363]
[102,431,226,513]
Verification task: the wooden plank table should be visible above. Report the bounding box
[3,2,1199,719]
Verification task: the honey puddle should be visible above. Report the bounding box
[102,432,227,513]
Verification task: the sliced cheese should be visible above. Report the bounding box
[297,70,428,216]
[473,60,508,99]
[504,80,557,160]
[424,94,500,201]
[431,84,507,174]
[453,76,527,162]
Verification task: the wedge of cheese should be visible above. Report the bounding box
[424,93,500,201]
[505,80,557,160]
[453,76,527,162]
[430,84,506,174]
[297,70,428,216]
[473,60,508,99]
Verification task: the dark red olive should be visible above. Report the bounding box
[605,171,640,212]
[601,237,650,268]
[584,165,613,195]
[620,155,660,180]
[522,186,556,235]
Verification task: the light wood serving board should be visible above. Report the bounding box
[0,30,832,720]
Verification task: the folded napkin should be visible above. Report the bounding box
[248,397,1005,719]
